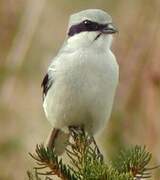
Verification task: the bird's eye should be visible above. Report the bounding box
[83,20,92,25]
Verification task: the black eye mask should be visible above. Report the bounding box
[68,20,107,37]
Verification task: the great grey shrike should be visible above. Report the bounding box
[41,9,119,154]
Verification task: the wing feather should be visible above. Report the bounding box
[41,71,54,100]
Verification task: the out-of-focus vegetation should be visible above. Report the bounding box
[0,0,160,179]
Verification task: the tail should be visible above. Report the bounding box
[45,128,69,155]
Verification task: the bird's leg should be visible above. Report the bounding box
[69,125,81,132]
[68,125,87,147]
[67,125,83,153]
[91,136,103,160]
[69,125,85,136]
[68,126,103,160]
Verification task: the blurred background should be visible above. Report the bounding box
[0,0,160,179]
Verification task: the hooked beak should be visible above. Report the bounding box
[101,23,118,34]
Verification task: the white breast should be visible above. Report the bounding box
[43,46,119,135]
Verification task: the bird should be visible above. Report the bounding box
[41,9,119,155]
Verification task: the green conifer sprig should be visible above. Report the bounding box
[28,128,157,180]
[65,128,133,180]
[29,145,77,180]
[112,146,152,179]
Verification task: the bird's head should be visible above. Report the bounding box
[66,9,118,50]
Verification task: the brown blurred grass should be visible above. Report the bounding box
[0,0,160,179]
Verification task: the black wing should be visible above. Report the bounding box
[41,73,54,100]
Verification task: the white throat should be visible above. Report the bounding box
[65,32,113,52]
